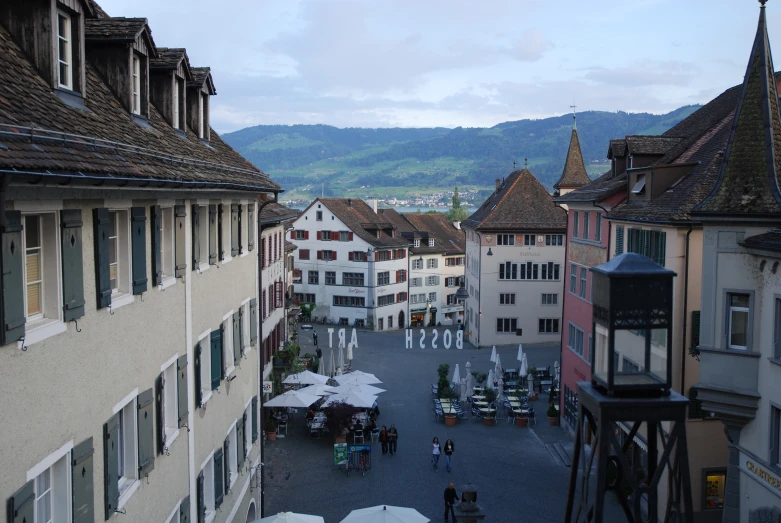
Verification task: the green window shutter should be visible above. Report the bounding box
[691,310,701,349]
[177,355,189,428]
[626,227,634,253]
[247,204,255,251]
[615,225,624,255]
[1,211,25,344]
[137,388,155,476]
[103,413,120,520]
[210,329,222,390]
[71,437,94,523]
[688,387,704,419]
[7,479,34,523]
[196,471,205,523]
[237,204,243,254]
[179,495,190,523]
[223,436,231,495]
[643,230,651,258]
[151,205,163,286]
[239,306,245,356]
[130,207,148,294]
[657,231,666,267]
[208,205,217,265]
[194,342,202,408]
[92,208,112,310]
[155,373,165,455]
[237,415,246,468]
[174,205,186,278]
[218,204,224,261]
[251,396,258,442]
[191,204,200,269]
[249,298,258,346]
[60,209,85,322]
[233,311,241,367]
[230,204,239,257]
[213,449,224,508]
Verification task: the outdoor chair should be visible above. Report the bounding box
[278,421,288,435]
[354,429,365,444]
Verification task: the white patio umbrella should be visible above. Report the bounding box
[294,384,337,397]
[329,350,336,377]
[520,353,528,379]
[347,343,354,361]
[331,384,386,396]
[494,354,503,380]
[490,346,497,362]
[264,390,321,408]
[465,372,474,399]
[283,370,329,386]
[460,377,468,402]
[496,376,504,401]
[321,393,377,409]
[554,360,560,383]
[318,356,327,376]
[256,512,325,523]
[517,344,524,363]
[451,364,461,386]
[337,373,383,385]
[340,505,430,523]
[338,346,345,371]
[487,369,495,390]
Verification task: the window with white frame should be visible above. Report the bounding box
[570,263,577,293]
[580,267,587,299]
[426,275,438,286]
[377,271,390,285]
[427,258,438,269]
[242,302,251,352]
[728,293,750,350]
[428,238,435,247]
[541,293,558,305]
[162,358,178,446]
[23,213,61,326]
[413,239,420,248]
[410,277,422,287]
[496,318,517,333]
[595,213,602,242]
[412,258,422,270]
[523,234,535,246]
[244,402,253,458]
[31,447,71,523]
[228,423,238,488]
[583,211,590,239]
[57,11,73,89]
[109,210,131,295]
[545,234,563,246]
[201,454,215,519]
[499,293,515,305]
[497,234,515,245]
[445,276,457,287]
[116,397,138,497]
[772,406,781,468]
[316,211,322,221]
[499,262,518,280]
[132,55,141,115]
[538,318,560,334]
[198,206,208,268]
[568,323,585,356]
[428,292,436,302]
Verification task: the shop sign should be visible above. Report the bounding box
[262,381,273,394]
[334,443,348,466]
[740,451,781,495]
[405,328,464,349]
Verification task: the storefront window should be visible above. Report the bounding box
[704,471,726,510]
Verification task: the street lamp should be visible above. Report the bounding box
[454,280,469,302]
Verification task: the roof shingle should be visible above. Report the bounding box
[317,199,409,248]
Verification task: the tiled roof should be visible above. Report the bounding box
[695,4,781,216]
[84,17,148,41]
[554,170,625,203]
[403,213,465,255]
[0,25,279,193]
[554,129,591,190]
[377,208,417,234]
[740,230,781,251]
[86,0,109,18]
[625,135,683,156]
[317,198,409,248]
[608,139,626,158]
[463,169,567,231]
[150,47,188,70]
[260,202,299,224]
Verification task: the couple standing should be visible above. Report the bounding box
[431,437,454,472]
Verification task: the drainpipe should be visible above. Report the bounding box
[0,175,8,228]
[680,225,693,395]
[477,234,482,347]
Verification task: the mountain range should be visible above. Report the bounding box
[222,106,700,202]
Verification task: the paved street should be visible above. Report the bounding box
[262,329,609,522]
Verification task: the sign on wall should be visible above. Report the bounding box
[262,381,273,394]
[334,443,348,466]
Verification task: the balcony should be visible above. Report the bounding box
[693,347,761,428]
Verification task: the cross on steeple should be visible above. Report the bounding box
[570,103,577,129]
[513,160,516,170]
[524,157,528,168]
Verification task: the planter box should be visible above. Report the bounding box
[334,435,347,444]
[515,416,528,428]
[444,415,457,426]
[267,432,277,441]
[483,416,496,426]
[548,417,559,426]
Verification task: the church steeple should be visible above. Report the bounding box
[554,109,591,192]
[696,0,781,215]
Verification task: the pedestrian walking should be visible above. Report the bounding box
[444,482,459,522]
[379,425,388,455]
[444,439,455,472]
[432,437,441,472]
[388,424,398,455]
[313,332,318,346]
[315,346,322,359]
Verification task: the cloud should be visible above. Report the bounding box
[582,60,698,87]
[510,29,552,62]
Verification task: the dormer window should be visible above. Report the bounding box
[428,238,435,247]
[631,174,646,196]
[57,11,73,89]
[198,94,204,138]
[132,56,141,115]
[172,79,181,129]
[414,239,420,248]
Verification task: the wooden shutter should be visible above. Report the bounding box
[103,413,120,519]
[237,204,243,254]
[191,205,200,268]
[688,387,704,419]
[129,208,148,294]
[0,211,24,344]
[60,209,86,321]
[210,329,222,390]
[249,298,258,345]
[214,449,224,508]
[251,396,259,442]
[348,232,353,241]
[331,231,338,241]
[179,495,190,523]
[349,252,354,261]
[656,231,666,266]
[238,306,245,356]
[92,208,112,309]
[230,204,239,257]
[174,205,186,278]
[196,471,205,523]
[72,437,94,523]
[194,342,202,408]
[627,227,634,253]
[691,310,701,350]
[7,480,34,523]
[137,388,155,476]
[316,231,322,240]
[218,204,224,261]
[237,415,246,467]
[332,251,337,261]
[151,205,163,285]
[248,204,255,251]
[317,250,322,260]
[304,230,309,240]
[233,311,241,367]
[177,355,189,427]
[155,373,165,455]
[223,436,231,494]
[208,204,217,265]
[615,225,624,255]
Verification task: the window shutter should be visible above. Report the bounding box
[251,396,258,442]
[156,372,165,455]
[71,437,94,523]
[317,250,322,260]
[657,231,666,266]
[151,205,163,285]
[174,205,186,278]
[332,251,337,261]
[238,306,245,356]
[394,271,398,283]
[7,480,34,523]
[643,230,651,259]
[248,204,255,251]
[691,310,701,350]
[237,415,246,467]
[194,342,202,408]
[626,227,634,253]
[60,209,86,321]
[208,205,217,265]
[179,495,190,523]
[233,311,241,367]
[331,231,338,241]
[349,252,354,261]
[223,436,231,494]
[137,387,155,476]
[304,230,309,240]
[218,204,224,261]
[349,232,353,241]
[129,208,148,294]
[615,225,624,255]
[230,204,239,257]
[237,204,243,254]
[0,211,24,345]
[317,231,322,240]
[214,449,224,508]
[261,238,266,268]
[191,205,200,268]
[196,471,205,523]
[249,298,258,345]
[103,413,120,520]
[210,329,222,390]
[92,208,112,310]
[176,355,189,427]
[688,387,704,419]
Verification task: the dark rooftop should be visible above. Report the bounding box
[316,199,409,248]
[625,135,683,156]
[84,17,148,42]
[554,128,591,190]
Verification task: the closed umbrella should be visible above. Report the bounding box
[490,346,497,363]
[554,360,560,383]
[465,372,474,399]
[264,390,321,408]
[283,370,329,386]
[451,364,461,386]
[496,376,504,402]
[487,369,494,390]
[494,354,503,381]
[256,512,324,523]
[331,384,386,396]
[329,350,336,377]
[322,393,377,409]
[517,344,524,363]
[460,377,468,402]
[338,346,345,373]
[340,505,430,523]
[347,343,354,361]
[318,356,327,376]
[520,354,528,379]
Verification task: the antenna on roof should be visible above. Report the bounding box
[524,157,528,169]
[570,102,577,130]
[513,160,516,170]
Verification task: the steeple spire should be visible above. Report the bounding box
[554,121,591,191]
[696,0,781,215]
[571,103,577,130]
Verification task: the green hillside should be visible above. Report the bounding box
[223,106,700,201]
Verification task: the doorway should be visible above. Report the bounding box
[399,311,405,329]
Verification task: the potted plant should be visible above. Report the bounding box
[515,414,528,427]
[265,417,277,441]
[547,404,560,426]
[323,401,360,443]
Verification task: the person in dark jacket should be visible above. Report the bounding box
[444,482,459,522]
[443,439,455,472]
[313,332,319,346]
[315,346,322,359]
[388,424,398,455]
[379,425,388,455]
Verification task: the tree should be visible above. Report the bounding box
[446,186,468,222]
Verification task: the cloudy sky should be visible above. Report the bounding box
[101,0,781,133]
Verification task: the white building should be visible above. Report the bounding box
[463,170,568,347]
[290,198,409,331]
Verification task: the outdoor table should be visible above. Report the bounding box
[512,408,529,415]
[473,401,488,406]
[479,407,496,414]
[472,395,486,400]
[473,387,484,393]
[442,405,459,414]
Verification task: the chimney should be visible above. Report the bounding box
[348,198,352,207]
[371,198,378,213]
[495,178,501,191]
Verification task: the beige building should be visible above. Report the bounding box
[462,169,567,347]
[0,2,276,522]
